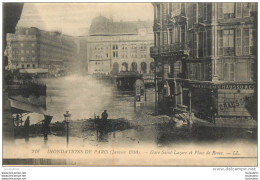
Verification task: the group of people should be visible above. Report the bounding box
[96,110,108,121]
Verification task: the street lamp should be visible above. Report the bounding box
[188,89,192,124]
[64,111,71,146]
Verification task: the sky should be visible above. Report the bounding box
[18,3,154,36]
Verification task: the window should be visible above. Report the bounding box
[169,29,173,44]
[203,3,207,21]
[181,26,185,43]
[195,64,200,80]
[223,29,234,56]
[236,3,242,18]
[201,64,204,80]
[224,63,235,81]
[191,64,195,80]
[243,28,250,55]
[156,32,160,47]
[193,3,198,23]
[131,44,137,49]
[218,30,223,56]
[27,64,30,68]
[122,44,127,50]
[113,52,118,58]
[193,33,198,58]
[113,44,118,58]
[230,64,235,81]
[223,30,234,47]
[20,43,24,47]
[32,64,35,68]
[21,57,24,61]
[32,50,35,54]
[242,3,250,17]
[22,64,24,68]
[250,62,254,81]
[203,31,207,56]
[174,26,180,43]
[32,57,35,61]
[198,32,203,57]
[168,3,172,15]
[21,50,24,54]
[218,3,223,19]
[236,28,242,56]
[32,43,35,47]
[156,4,160,19]
[223,3,235,18]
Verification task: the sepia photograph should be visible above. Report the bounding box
[2,2,258,168]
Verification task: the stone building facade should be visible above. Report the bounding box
[87,16,154,77]
[5,26,77,76]
[151,3,257,123]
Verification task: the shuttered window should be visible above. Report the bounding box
[201,63,204,81]
[203,31,207,57]
[203,3,207,21]
[236,28,242,56]
[243,3,250,17]
[198,32,203,57]
[193,33,198,58]
[218,30,223,56]
[243,28,250,55]
[230,64,235,81]
[218,3,223,19]
[236,3,242,18]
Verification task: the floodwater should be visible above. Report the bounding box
[34,75,155,123]
[17,74,258,146]
[4,75,257,166]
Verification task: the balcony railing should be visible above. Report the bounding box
[150,43,189,57]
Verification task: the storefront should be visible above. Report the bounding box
[172,79,256,123]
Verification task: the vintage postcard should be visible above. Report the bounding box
[2,2,257,166]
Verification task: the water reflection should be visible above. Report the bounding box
[16,75,257,147]
[36,75,154,123]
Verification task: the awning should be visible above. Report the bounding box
[9,97,48,115]
[19,68,48,74]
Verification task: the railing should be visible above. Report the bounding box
[7,34,37,41]
[150,43,189,57]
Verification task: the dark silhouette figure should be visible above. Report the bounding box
[42,115,52,140]
[101,110,108,121]
[24,116,30,129]
[24,116,30,139]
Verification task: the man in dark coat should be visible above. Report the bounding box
[101,110,108,121]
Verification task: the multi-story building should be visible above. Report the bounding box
[151,3,257,123]
[5,26,77,76]
[87,16,154,77]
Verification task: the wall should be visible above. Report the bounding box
[217,89,254,117]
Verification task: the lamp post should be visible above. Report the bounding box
[188,88,192,125]
[64,111,71,146]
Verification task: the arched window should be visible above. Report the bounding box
[122,62,128,71]
[112,62,119,74]
[150,62,155,73]
[140,62,147,73]
[131,62,137,72]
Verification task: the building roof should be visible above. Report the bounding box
[89,16,152,36]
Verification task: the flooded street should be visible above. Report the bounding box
[13,75,257,146]
[35,75,155,123]
[4,75,257,166]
